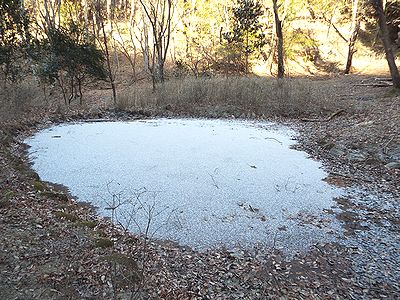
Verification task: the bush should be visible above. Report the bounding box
[0,0,30,84]
[32,24,107,105]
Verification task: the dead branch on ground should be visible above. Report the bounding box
[301,109,345,122]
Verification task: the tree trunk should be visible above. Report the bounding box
[245,30,249,74]
[375,0,400,88]
[57,0,61,27]
[139,0,172,86]
[224,0,229,32]
[106,0,111,20]
[272,0,285,78]
[57,77,67,105]
[151,42,156,91]
[43,0,51,30]
[345,0,361,74]
[76,76,83,105]
[127,0,137,81]
[69,76,74,105]
[99,5,117,104]
[156,56,165,83]
[142,14,150,73]
[84,0,89,42]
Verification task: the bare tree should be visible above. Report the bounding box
[113,19,138,82]
[83,0,89,41]
[372,0,400,88]
[41,0,61,31]
[95,0,117,104]
[272,0,284,78]
[141,11,151,74]
[139,0,173,87]
[345,0,362,74]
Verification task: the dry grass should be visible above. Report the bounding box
[0,81,47,122]
[0,75,358,122]
[117,76,344,118]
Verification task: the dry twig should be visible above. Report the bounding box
[301,109,345,122]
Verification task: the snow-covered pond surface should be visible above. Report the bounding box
[26,119,342,252]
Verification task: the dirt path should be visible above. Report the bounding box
[0,76,399,299]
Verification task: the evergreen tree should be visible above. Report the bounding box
[33,22,107,104]
[0,0,30,84]
[224,0,266,74]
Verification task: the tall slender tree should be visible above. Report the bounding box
[345,0,363,74]
[272,0,284,78]
[139,0,173,87]
[372,0,400,88]
[0,0,30,84]
[95,0,117,103]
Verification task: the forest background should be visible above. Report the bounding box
[1,0,400,115]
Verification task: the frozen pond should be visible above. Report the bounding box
[26,119,342,252]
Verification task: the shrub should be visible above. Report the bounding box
[32,24,107,105]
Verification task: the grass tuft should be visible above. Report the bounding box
[95,238,114,248]
[33,180,47,192]
[74,220,98,229]
[41,191,69,202]
[2,190,15,200]
[54,211,79,222]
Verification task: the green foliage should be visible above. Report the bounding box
[54,211,79,222]
[215,43,247,74]
[285,29,319,62]
[0,189,14,208]
[0,0,30,83]
[224,0,266,61]
[33,180,47,192]
[41,190,69,202]
[2,190,15,200]
[74,220,98,229]
[359,0,400,52]
[305,0,348,21]
[176,0,227,76]
[385,0,400,43]
[47,26,106,80]
[30,43,60,85]
[31,22,106,103]
[95,238,114,248]
[59,0,84,26]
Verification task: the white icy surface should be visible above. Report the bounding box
[26,118,341,252]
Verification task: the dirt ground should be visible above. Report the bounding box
[0,75,399,299]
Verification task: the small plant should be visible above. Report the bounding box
[100,183,166,299]
[95,238,114,248]
[54,211,79,222]
[2,190,15,200]
[41,190,69,202]
[32,180,47,192]
[74,220,98,229]
[103,253,142,291]
[0,190,14,208]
